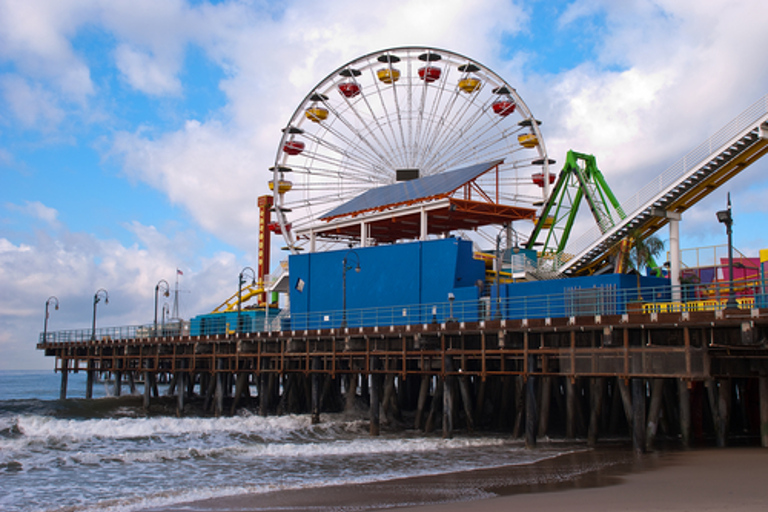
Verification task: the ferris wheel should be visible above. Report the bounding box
[270,46,553,253]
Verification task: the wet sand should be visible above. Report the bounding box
[146,446,768,512]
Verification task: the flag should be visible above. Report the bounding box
[177,269,183,275]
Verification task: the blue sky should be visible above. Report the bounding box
[2,0,768,369]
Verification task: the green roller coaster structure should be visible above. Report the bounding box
[525,150,626,265]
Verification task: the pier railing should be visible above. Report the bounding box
[39,279,766,344]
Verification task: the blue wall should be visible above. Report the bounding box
[289,238,485,329]
[491,273,671,319]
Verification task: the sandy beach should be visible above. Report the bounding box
[145,446,768,512]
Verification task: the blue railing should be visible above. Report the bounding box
[40,280,766,344]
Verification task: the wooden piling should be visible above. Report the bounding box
[311,356,321,424]
[143,368,151,410]
[443,357,455,439]
[537,376,551,438]
[414,374,430,430]
[678,379,691,448]
[458,375,475,432]
[525,372,537,448]
[369,358,381,436]
[86,360,94,399]
[59,363,68,400]
[759,376,768,448]
[565,378,576,439]
[645,378,664,451]
[631,378,646,453]
[588,377,605,447]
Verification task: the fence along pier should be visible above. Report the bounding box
[39,306,768,452]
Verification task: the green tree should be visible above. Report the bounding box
[623,230,665,301]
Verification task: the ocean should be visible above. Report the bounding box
[1,370,607,512]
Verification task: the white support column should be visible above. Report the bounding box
[360,221,367,248]
[670,217,681,302]
[651,208,682,302]
[420,207,428,241]
[309,230,316,253]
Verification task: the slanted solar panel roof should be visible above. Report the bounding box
[321,159,503,220]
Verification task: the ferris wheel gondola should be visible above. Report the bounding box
[270,47,552,253]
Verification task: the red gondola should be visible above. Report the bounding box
[418,66,441,83]
[492,100,516,116]
[267,221,291,234]
[532,172,555,187]
[283,141,305,156]
[338,82,361,98]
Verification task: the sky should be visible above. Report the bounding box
[2,0,768,369]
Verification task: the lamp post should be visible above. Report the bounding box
[91,289,109,341]
[154,279,170,336]
[43,296,59,343]
[238,267,257,333]
[341,250,361,328]
[495,224,511,319]
[716,193,738,310]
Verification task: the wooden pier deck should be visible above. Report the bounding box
[38,308,768,451]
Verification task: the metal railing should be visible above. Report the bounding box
[39,321,190,344]
[39,278,766,343]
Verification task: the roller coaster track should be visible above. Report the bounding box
[549,94,768,276]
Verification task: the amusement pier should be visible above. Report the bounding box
[37,47,768,452]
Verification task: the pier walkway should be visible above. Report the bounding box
[38,284,768,452]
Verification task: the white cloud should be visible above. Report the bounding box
[8,201,61,226]
[114,44,182,96]
[0,212,247,369]
[0,0,96,101]
[0,75,66,129]
[529,0,768,204]
[111,119,263,253]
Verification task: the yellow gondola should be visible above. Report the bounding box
[268,180,293,194]
[458,77,481,93]
[305,107,328,122]
[518,133,539,148]
[377,68,400,84]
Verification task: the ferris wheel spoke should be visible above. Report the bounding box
[301,123,393,177]
[317,99,401,172]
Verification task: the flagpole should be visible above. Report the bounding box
[173,269,181,319]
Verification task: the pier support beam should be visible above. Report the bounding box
[537,376,551,438]
[525,373,538,448]
[759,376,768,448]
[565,378,576,439]
[645,379,664,451]
[588,377,605,447]
[414,375,430,431]
[176,362,186,417]
[679,379,691,448]
[369,358,381,436]
[458,375,475,432]
[86,359,95,399]
[59,361,68,400]
[345,373,359,414]
[311,357,321,424]
[214,360,224,417]
[632,378,646,453]
[707,378,732,447]
[443,356,455,439]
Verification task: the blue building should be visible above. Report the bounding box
[288,237,486,329]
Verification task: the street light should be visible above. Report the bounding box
[43,296,59,343]
[154,279,170,336]
[716,193,738,310]
[238,267,257,333]
[91,289,109,341]
[341,250,361,328]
